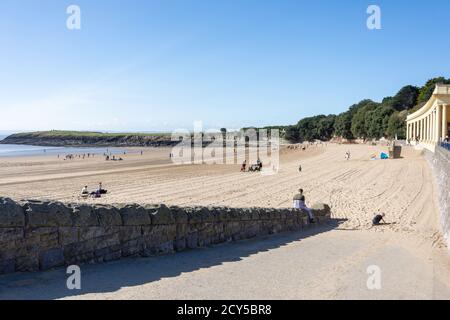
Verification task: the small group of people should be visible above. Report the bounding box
[105,155,123,161]
[62,153,96,160]
[240,159,263,172]
[81,182,108,198]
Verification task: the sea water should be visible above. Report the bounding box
[0,135,131,157]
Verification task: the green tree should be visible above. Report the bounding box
[417,77,449,105]
[316,115,336,140]
[284,125,299,142]
[386,111,407,139]
[385,85,420,111]
[334,111,353,140]
[351,102,379,139]
[365,106,395,139]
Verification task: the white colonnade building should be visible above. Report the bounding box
[406,84,450,152]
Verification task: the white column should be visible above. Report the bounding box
[432,111,435,142]
[421,119,424,141]
[433,108,438,143]
[429,114,432,142]
[437,105,442,142]
[443,104,448,140]
[428,111,434,142]
[415,121,418,140]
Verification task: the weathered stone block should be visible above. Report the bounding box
[95,205,122,226]
[217,208,232,222]
[119,226,142,242]
[71,204,99,226]
[15,254,39,272]
[186,232,198,249]
[142,225,176,245]
[146,204,174,225]
[0,227,24,243]
[260,209,271,220]
[171,206,188,224]
[241,208,253,221]
[0,258,15,274]
[311,203,331,218]
[25,201,72,227]
[120,205,151,226]
[104,251,122,262]
[24,227,59,249]
[40,248,64,270]
[59,227,79,246]
[79,226,106,241]
[122,238,144,257]
[0,198,25,227]
[185,207,203,224]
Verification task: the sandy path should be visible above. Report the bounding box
[0,144,449,299]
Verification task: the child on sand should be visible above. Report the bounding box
[372,213,386,226]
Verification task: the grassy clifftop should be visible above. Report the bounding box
[1,130,174,147]
[9,130,169,138]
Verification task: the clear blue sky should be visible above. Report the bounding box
[1,0,449,132]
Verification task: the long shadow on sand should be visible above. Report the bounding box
[0,219,346,300]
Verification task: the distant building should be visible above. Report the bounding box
[406,84,450,152]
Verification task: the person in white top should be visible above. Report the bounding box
[293,188,315,223]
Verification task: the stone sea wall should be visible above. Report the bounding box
[0,199,330,275]
[425,146,450,248]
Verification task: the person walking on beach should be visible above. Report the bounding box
[241,160,247,172]
[345,151,351,160]
[293,188,315,223]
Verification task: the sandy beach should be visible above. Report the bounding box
[0,144,443,233]
[1,143,450,299]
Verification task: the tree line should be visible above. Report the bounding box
[282,77,450,143]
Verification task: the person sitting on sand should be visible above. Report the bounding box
[81,186,89,195]
[293,188,315,223]
[97,182,107,194]
[372,213,386,226]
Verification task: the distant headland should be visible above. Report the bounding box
[0,130,176,147]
